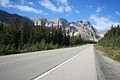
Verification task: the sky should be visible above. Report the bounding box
[0,0,120,31]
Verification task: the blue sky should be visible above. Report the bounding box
[0,0,120,31]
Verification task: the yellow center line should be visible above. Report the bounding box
[0,61,15,66]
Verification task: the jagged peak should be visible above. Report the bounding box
[82,20,90,25]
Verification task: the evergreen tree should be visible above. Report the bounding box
[13,19,20,49]
[0,22,4,44]
[58,26,63,45]
[29,26,35,44]
[21,20,30,46]
[66,30,70,46]
[63,27,67,45]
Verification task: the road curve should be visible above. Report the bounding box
[0,44,97,80]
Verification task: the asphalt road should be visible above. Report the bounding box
[0,44,97,80]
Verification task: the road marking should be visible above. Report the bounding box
[0,61,15,66]
[33,46,89,80]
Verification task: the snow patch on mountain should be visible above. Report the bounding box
[32,18,103,41]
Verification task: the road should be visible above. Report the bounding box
[0,44,98,80]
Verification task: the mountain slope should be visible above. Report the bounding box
[0,10,33,26]
[96,25,120,61]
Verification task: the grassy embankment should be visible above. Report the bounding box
[95,25,120,61]
[95,44,120,61]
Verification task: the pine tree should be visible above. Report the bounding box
[53,28,58,44]
[5,20,14,45]
[63,27,67,45]
[0,22,4,44]
[29,26,35,44]
[13,19,20,49]
[58,26,63,45]
[66,30,70,46]
[21,20,30,46]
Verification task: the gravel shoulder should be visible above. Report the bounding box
[95,49,120,80]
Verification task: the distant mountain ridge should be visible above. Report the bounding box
[0,9,104,41]
[0,10,33,26]
[32,18,103,41]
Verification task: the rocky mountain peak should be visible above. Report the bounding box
[0,10,104,42]
[32,18,102,41]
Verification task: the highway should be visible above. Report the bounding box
[0,44,98,80]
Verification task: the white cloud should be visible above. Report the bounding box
[15,5,45,14]
[39,0,72,13]
[39,0,57,12]
[65,5,72,12]
[96,7,102,13]
[28,2,34,5]
[90,15,120,31]
[20,0,34,6]
[75,10,80,14]
[115,11,120,16]
[56,0,67,4]
[56,0,72,12]
[15,5,47,14]
[0,0,13,8]
[0,0,47,14]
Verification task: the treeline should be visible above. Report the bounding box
[96,25,120,61]
[98,25,120,47]
[0,19,93,55]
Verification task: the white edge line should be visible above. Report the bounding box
[33,47,88,80]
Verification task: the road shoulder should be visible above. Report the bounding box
[95,50,120,80]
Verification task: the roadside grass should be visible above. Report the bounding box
[94,44,120,62]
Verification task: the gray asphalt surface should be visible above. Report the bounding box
[37,44,98,80]
[0,44,91,80]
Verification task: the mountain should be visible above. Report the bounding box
[96,31,108,39]
[32,18,69,27]
[32,18,102,41]
[0,9,103,41]
[0,10,33,26]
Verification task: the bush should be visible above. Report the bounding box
[0,44,6,55]
[95,44,120,62]
[4,44,16,55]
[39,39,47,50]
[47,42,54,49]
[22,43,31,51]
[112,53,120,61]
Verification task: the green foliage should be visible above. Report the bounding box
[21,20,30,45]
[0,44,6,55]
[47,42,54,49]
[0,20,92,55]
[0,44,16,55]
[96,24,120,61]
[5,44,15,54]
[69,34,87,46]
[98,25,120,47]
[39,39,47,50]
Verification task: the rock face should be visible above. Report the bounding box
[0,10,33,26]
[69,20,98,41]
[32,18,69,27]
[32,18,102,41]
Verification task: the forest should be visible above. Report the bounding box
[96,25,120,61]
[98,25,120,47]
[0,19,94,55]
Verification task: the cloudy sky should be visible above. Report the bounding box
[0,0,120,31]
